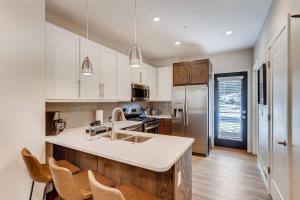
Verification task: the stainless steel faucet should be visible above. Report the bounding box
[111,107,126,140]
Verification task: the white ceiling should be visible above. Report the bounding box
[46,0,272,62]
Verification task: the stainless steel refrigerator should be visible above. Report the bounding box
[172,85,210,156]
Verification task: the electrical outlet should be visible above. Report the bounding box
[177,171,182,186]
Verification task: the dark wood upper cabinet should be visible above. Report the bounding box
[173,62,190,86]
[173,59,211,86]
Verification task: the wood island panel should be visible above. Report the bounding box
[49,144,192,200]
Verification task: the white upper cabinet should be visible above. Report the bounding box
[147,65,157,101]
[100,46,117,100]
[117,53,131,101]
[79,38,101,99]
[131,64,148,85]
[46,23,80,100]
[157,66,172,101]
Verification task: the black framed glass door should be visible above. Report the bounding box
[214,72,248,149]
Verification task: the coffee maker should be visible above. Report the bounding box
[46,111,66,135]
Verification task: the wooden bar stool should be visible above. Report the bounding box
[88,170,160,200]
[21,148,81,200]
[49,157,115,200]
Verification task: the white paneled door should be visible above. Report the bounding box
[269,26,289,200]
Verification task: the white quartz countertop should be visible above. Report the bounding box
[46,122,194,172]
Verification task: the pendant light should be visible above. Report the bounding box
[129,0,142,68]
[81,0,93,75]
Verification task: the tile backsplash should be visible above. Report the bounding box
[46,102,171,129]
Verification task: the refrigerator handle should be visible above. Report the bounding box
[186,99,189,125]
[183,100,186,125]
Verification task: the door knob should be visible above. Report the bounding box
[277,141,287,146]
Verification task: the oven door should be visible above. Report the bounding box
[144,124,159,134]
[131,84,149,101]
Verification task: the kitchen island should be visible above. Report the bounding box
[46,121,194,200]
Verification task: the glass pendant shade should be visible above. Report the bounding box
[129,44,142,68]
[81,56,93,75]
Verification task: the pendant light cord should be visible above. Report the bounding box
[134,0,137,44]
[86,0,89,40]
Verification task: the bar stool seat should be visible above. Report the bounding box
[88,170,160,200]
[74,170,115,199]
[21,148,81,200]
[117,184,160,200]
[49,158,115,200]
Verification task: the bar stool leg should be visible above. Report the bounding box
[29,181,34,200]
[43,183,48,200]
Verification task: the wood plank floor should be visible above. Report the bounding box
[192,147,271,200]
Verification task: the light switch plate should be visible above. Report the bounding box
[178,171,182,186]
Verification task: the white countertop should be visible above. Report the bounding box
[147,115,172,119]
[46,122,194,172]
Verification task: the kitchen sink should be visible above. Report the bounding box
[124,136,152,143]
[102,132,132,140]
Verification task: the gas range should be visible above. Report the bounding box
[124,113,159,133]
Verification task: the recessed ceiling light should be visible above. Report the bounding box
[174,41,181,45]
[153,17,160,22]
[225,30,233,35]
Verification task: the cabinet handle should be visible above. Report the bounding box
[140,72,142,83]
[77,80,81,97]
[99,83,104,97]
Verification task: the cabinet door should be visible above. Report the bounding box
[117,53,131,101]
[79,38,101,99]
[159,119,172,135]
[131,64,148,85]
[157,66,172,101]
[147,65,157,101]
[173,62,190,86]
[140,64,148,85]
[190,60,209,85]
[46,23,80,99]
[100,46,117,100]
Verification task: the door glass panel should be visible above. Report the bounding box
[218,77,243,141]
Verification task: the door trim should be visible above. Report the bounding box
[214,71,248,150]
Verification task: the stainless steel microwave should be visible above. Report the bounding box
[131,84,149,101]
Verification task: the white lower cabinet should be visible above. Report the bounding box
[100,46,117,100]
[157,66,172,101]
[117,53,131,101]
[79,38,101,99]
[46,23,80,100]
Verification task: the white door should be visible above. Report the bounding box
[46,23,80,99]
[147,66,157,101]
[100,46,117,100]
[116,53,131,101]
[79,38,100,99]
[270,26,289,200]
[290,14,300,200]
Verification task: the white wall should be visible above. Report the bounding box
[153,48,256,153]
[0,0,45,200]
